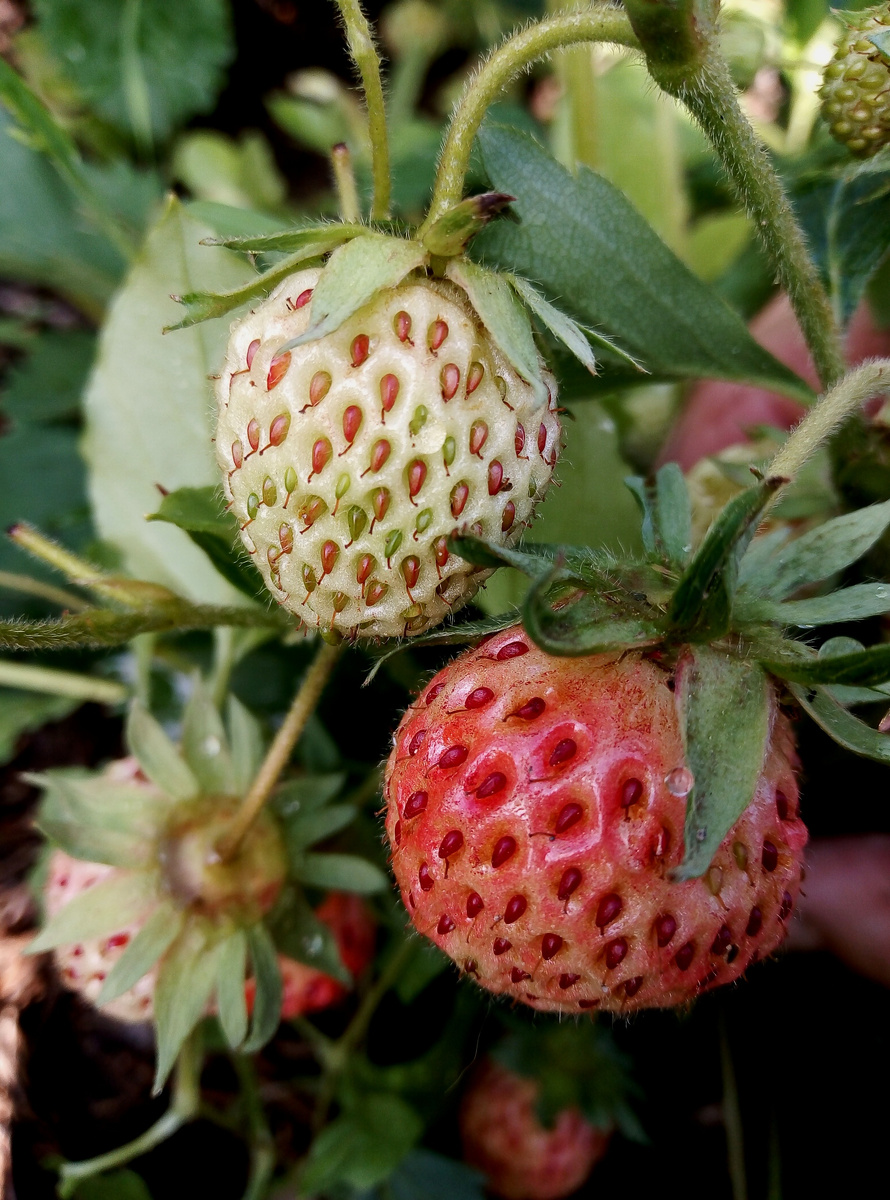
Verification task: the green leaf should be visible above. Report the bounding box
[299,1094,422,1194]
[387,1151,486,1200]
[228,695,264,795]
[153,923,224,1092]
[180,677,234,795]
[668,480,776,640]
[445,257,546,403]
[790,683,890,763]
[794,157,890,323]
[97,901,184,1007]
[751,583,890,627]
[215,928,249,1049]
[763,643,890,687]
[148,486,262,600]
[394,938,451,1004]
[475,124,814,401]
[2,329,95,424]
[201,222,364,255]
[274,773,347,817]
[266,886,349,983]
[868,30,890,61]
[675,648,771,880]
[296,852,390,894]
[34,0,234,145]
[738,500,890,601]
[509,273,641,374]
[81,197,258,604]
[29,870,156,953]
[284,234,427,347]
[35,772,168,867]
[126,702,200,802]
[243,922,282,1053]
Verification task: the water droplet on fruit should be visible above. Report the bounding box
[666,767,694,797]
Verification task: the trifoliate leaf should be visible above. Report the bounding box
[215,928,249,1049]
[445,258,547,404]
[296,852,389,894]
[228,695,264,795]
[181,677,234,795]
[738,500,890,600]
[243,922,282,1053]
[126,702,200,802]
[29,871,157,953]
[153,923,225,1092]
[283,234,427,347]
[97,901,184,1007]
[523,573,664,658]
[675,648,771,880]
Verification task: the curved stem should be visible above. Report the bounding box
[419,8,641,235]
[217,640,343,861]
[767,359,890,485]
[653,48,845,390]
[333,0,391,220]
[0,659,128,705]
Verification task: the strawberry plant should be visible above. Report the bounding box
[2,1,890,1197]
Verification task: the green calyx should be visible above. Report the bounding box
[165,217,638,388]
[29,679,386,1091]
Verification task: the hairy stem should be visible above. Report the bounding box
[767,359,890,484]
[331,142,362,223]
[217,640,343,861]
[651,48,844,389]
[333,0,391,220]
[0,570,89,612]
[420,8,640,235]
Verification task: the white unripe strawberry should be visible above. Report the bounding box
[215,269,561,639]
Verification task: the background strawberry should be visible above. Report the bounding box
[384,626,806,1013]
[216,267,561,639]
[459,1058,611,1200]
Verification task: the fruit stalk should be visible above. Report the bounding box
[331,141,361,223]
[419,8,641,235]
[333,0,391,220]
[0,660,128,705]
[217,639,343,861]
[767,359,890,487]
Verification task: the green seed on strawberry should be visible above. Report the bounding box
[384,628,806,1013]
[216,268,561,639]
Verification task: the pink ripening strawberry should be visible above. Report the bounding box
[384,626,806,1013]
[460,1058,611,1200]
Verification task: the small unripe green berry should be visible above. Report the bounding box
[820,4,890,157]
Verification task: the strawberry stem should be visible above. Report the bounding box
[331,141,362,223]
[0,659,128,706]
[333,0,391,221]
[419,8,641,236]
[216,639,343,862]
[766,359,890,490]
